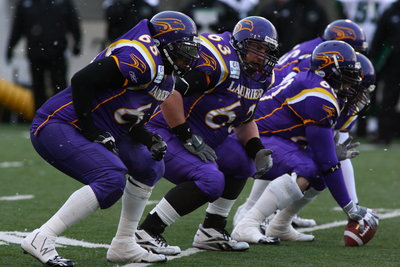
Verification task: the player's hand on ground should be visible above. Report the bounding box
[334,133,360,161]
[183,134,217,162]
[253,149,273,179]
[148,134,167,161]
[343,201,379,233]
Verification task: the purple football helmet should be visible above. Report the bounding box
[347,53,376,114]
[311,40,362,98]
[323,19,368,53]
[150,11,200,76]
[231,16,279,82]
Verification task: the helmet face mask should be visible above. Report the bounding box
[162,36,201,76]
[231,16,279,82]
[150,11,200,77]
[345,53,376,115]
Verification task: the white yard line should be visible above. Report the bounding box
[0,195,34,201]
[0,161,23,168]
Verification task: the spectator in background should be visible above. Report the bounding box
[336,0,396,137]
[103,0,158,43]
[181,0,241,33]
[257,0,328,55]
[6,0,82,112]
[369,0,400,145]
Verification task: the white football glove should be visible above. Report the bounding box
[343,201,379,233]
[334,132,360,161]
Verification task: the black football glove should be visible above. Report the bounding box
[82,129,118,155]
[148,134,167,161]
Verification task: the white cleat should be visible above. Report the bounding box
[135,229,181,255]
[107,237,167,263]
[21,229,75,267]
[233,203,248,228]
[192,224,249,251]
[292,214,317,228]
[266,223,314,242]
[232,220,280,245]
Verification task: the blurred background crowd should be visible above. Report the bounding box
[1,0,400,144]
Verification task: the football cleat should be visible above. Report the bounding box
[291,214,317,228]
[266,222,315,242]
[107,237,166,263]
[135,229,181,255]
[21,229,75,267]
[193,224,249,251]
[232,220,280,245]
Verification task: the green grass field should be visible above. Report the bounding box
[1,124,399,267]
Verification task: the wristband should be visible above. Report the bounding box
[245,137,265,159]
[171,122,192,142]
[322,163,341,175]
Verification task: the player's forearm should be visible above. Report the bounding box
[306,125,351,208]
[160,91,186,128]
[234,121,260,146]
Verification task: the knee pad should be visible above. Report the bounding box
[90,170,126,209]
[267,173,303,210]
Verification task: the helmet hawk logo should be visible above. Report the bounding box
[196,52,217,71]
[331,26,357,41]
[152,18,186,37]
[233,20,254,35]
[314,51,344,70]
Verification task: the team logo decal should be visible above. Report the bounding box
[314,51,344,70]
[233,20,254,35]
[322,105,336,117]
[196,52,217,70]
[122,53,147,74]
[152,18,186,37]
[331,26,357,41]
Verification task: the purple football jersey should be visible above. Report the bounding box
[150,32,275,148]
[272,37,323,88]
[255,71,341,145]
[31,19,173,140]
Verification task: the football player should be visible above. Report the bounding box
[134,16,280,255]
[233,19,369,229]
[261,52,377,242]
[231,40,379,244]
[21,11,200,266]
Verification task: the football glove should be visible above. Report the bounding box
[334,133,360,161]
[91,131,119,155]
[183,134,217,162]
[253,149,273,179]
[343,201,379,233]
[148,134,167,161]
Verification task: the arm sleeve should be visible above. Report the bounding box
[71,56,125,135]
[306,124,351,208]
